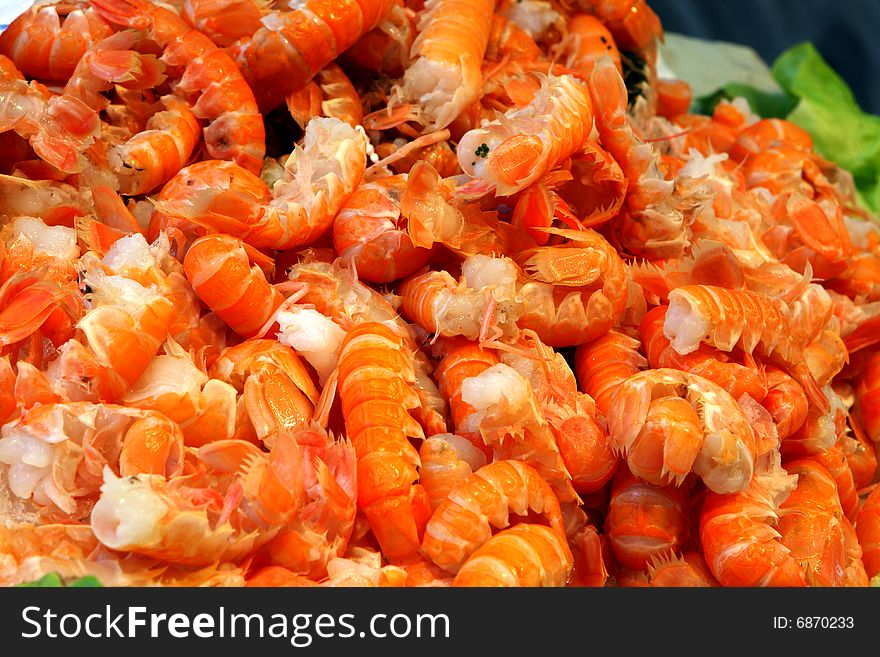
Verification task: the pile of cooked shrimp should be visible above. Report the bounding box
[0,0,878,588]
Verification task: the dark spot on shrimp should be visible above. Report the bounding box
[475,143,490,158]
[600,36,608,44]
[263,105,303,158]
[621,49,649,110]
[77,271,92,295]
[186,179,195,186]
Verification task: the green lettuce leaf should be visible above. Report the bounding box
[694,83,797,119]
[16,573,103,587]
[771,42,880,214]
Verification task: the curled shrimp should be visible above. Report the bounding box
[62,34,201,195]
[590,57,687,258]
[421,459,565,573]
[201,426,357,578]
[228,0,398,111]
[149,158,269,243]
[333,174,432,284]
[452,523,573,587]
[500,332,618,494]
[89,0,266,172]
[393,0,495,131]
[0,79,101,175]
[700,458,806,587]
[640,305,768,401]
[157,118,366,250]
[603,468,689,571]
[90,432,305,566]
[70,235,178,401]
[777,458,849,587]
[99,91,201,195]
[607,368,757,493]
[457,73,594,197]
[460,363,579,503]
[516,227,627,347]
[284,258,449,437]
[0,1,114,81]
[209,339,319,445]
[398,254,522,342]
[183,233,284,339]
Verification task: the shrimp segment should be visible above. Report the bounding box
[777,458,849,587]
[183,234,284,338]
[604,469,689,571]
[422,459,565,573]
[516,228,627,347]
[333,174,433,284]
[0,79,101,174]
[452,523,573,587]
[337,322,429,562]
[700,462,806,587]
[395,0,495,131]
[640,305,767,401]
[665,284,831,411]
[399,254,521,341]
[574,329,647,416]
[0,402,183,516]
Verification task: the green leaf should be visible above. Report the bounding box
[695,83,798,119]
[17,573,64,587]
[771,42,880,214]
[69,575,103,588]
[16,572,104,587]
